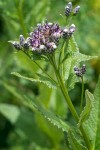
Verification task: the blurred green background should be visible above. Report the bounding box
[0,0,100,150]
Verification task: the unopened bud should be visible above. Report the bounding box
[13,42,22,50]
[19,35,25,46]
[23,42,29,50]
[69,24,76,33]
[65,2,72,16]
[74,64,86,77]
[73,6,80,15]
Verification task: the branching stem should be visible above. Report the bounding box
[48,54,92,150]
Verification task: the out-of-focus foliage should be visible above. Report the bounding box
[0,0,100,149]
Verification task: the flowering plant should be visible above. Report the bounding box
[9,2,100,150]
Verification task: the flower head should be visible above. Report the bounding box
[28,22,62,54]
[63,24,76,39]
[9,21,76,54]
[74,64,86,77]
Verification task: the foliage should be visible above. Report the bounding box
[0,0,100,150]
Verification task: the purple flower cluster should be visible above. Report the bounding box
[9,2,80,54]
[29,22,62,54]
[74,65,86,77]
[10,22,76,54]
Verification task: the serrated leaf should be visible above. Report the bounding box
[36,73,58,89]
[68,130,87,150]
[4,83,69,132]
[66,73,78,91]
[28,99,70,132]
[0,103,20,124]
[63,36,97,90]
[84,76,100,149]
[11,72,58,89]
[78,90,93,127]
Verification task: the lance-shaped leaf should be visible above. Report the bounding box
[78,90,93,127]
[11,72,58,89]
[4,83,69,132]
[68,130,87,150]
[84,76,100,149]
[27,98,70,132]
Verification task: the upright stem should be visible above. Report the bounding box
[80,76,84,113]
[48,54,79,122]
[48,54,92,150]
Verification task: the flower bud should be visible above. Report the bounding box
[69,24,76,34]
[65,2,72,16]
[62,28,68,39]
[73,6,80,15]
[23,42,30,50]
[81,64,86,74]
[12,42,22,50]
[19,35,25,46]
[74,65,86,77]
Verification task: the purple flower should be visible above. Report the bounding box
[74,65,86,77]
[62,24,76,39]
[9,22,76,54]
[28,22,62,54]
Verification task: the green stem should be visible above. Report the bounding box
[24,52,58,85]
[80,125,93,150]
[61,42,65,79]
[80,76,84,113]
[34,61,58,85]
[58,40,65,70]
[48,54,92,150]
[48,54,79,122]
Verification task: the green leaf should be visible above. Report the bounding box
[84,76,100,149]
[29,98,70,132]
[3,83,31,108]
[78,90,93,127]
[4,83,69,132]
[63,36,97,89]
[14,51,39,73]
[66,73,78,91]
[0,103,20,124]
[11,72,58,89]
[68,130,87,150]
